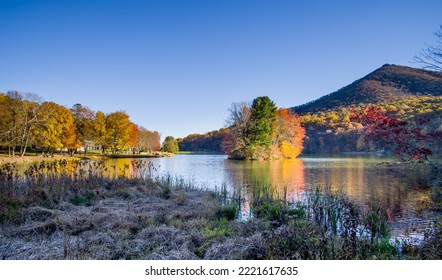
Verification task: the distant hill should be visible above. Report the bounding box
[293,64,442,114]
[179,64,442,155]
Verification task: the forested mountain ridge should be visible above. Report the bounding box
[179,64,442,155]
[293,64,442,114]
[294,64,442,154]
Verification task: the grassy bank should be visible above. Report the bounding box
[0,151,172,165]
[176,151,225,155]
[106,152,173,158]
[0,160,440,260]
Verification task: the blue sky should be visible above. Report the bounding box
[1,0,441,139]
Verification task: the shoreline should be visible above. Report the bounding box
[0,152,173,164]
[1,170,440,260]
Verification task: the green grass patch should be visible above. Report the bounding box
[203,218,233,239]
[215,203,238,221]
[69,193,96,206]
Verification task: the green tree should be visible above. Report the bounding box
[162,136,179,153]
[249,96,277,147]
[223,97,304,160]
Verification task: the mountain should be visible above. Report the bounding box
[293,64,442,114]
[178,64,442,155]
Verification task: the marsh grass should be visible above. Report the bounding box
[243,183,402,259]
[0,159,157,223]
[1,160,441,260]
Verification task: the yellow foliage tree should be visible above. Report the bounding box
[105,111,131,154]
[272,108,305,159]
[92,111,108,153]
[32,102,78,155]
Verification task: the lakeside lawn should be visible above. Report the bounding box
[0,151,173,165]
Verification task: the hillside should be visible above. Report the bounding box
[293,64,442,114]
[178,64,442,155]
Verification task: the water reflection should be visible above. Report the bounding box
[102,158,133,178]
[98,155,440,235]
[224,159,305,218]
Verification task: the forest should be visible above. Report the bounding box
[177,95,442,159]
[300,95,442,157]
[0,91,161,157]
[177,129,228,153]
[178,64,442,159]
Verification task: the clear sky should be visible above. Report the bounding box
[1,0,441,139]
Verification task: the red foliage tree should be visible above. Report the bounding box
[350,106,433,161]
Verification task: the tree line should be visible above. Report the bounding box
[299,95,442,157]
[177,128,228,153]
[0,91,161,157]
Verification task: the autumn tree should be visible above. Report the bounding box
[32,102,79,156]
[149,131,161,152]
[92,111,108,154]
[1,92,161,157]
[223,97,304,160]
[138,127,161,153]
[0,91,42,157]
[178,128,228,153]
[350,106,434,161]
[162,136,179,153]
[127,122,140,154]
[0,93,12,153]
[71,103,95,155]
[272,108,306,159]
[63,124,81,156]
[222,102,252,158]
[105,111,132,154]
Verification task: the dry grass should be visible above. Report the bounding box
[1,159,441,260]
[0,184,217,259]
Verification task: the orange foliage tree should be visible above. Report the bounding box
[272,108,305,159]
[128,122,140,153]
[63,124,81,156]
[137,126,161,153]
[32,102,79,156]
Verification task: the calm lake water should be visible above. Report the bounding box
[103,154,442,237]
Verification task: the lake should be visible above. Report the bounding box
[102,154,442,237]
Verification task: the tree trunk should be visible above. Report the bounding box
[20,133,30,157]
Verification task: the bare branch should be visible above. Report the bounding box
[412,25,442,72]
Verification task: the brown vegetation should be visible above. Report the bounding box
[0,160,441,260]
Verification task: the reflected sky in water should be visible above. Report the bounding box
[103,154,441,236]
